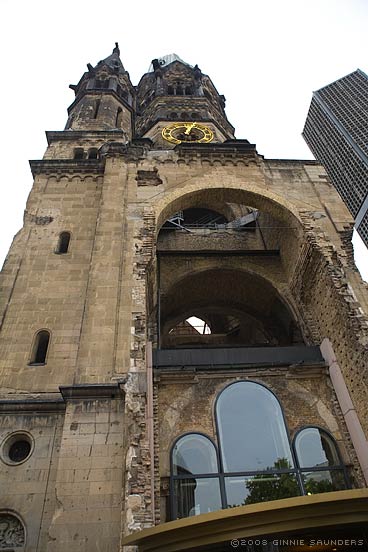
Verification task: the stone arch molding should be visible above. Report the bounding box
[160,266,306,344]
[147,181,309,334]
[153,179,304,235]
[0,512,25,549]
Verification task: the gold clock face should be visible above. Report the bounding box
[162,122,214,144]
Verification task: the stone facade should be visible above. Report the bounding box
[0,47,367,551]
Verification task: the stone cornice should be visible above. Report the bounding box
[175,139,258,159]
[29,159,105,177]
[67,88,134,115]
[264,158,322,166]
[59,382,125,400]
[0,397,65,413]
[0,383,125,411]
[46,130,129,144]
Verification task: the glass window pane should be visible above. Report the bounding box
[172,434,218,475]
[295,428,341,468]
[225,473,300,507]
[217,382,294,472]
[174,477,222,518]
[302,470,347,494]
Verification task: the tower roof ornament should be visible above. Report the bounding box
[97,44,125,73]
[147,54,192,73]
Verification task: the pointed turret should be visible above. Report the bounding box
[65,44,135,136]
[97,42,126,74]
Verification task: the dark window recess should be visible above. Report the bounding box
[95,78,109,89]
[73,148,84,160]
[93,99,101,119]
[56,232,71,254]
[88,148,98,159]
[168,86,174,95]
[170,112,178,120]
[115,107,123,128]
[185,86,192,95]
[9,440,31,463]
[30,330,50,364]
[176,86,183,96]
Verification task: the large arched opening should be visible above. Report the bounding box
[150,183,310,352]
[160,268,303,348]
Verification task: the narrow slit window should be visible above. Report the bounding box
[93,99,101,119]
[115,107,123,128]
[56,232,71,254]
[30,330,50,365]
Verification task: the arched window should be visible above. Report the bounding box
[171,434,222,519]
[29,330,50,365]
[73,148,84,160]
[171,384,349,519]
[55,232,70,254]
[216,381,298,508]
[217,382,293,472]
[294,427,348,494]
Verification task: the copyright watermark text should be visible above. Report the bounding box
[230,538,365,548]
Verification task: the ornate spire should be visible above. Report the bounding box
[65,46,134,133]
[97,44,125,74]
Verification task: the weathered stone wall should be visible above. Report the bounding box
[0,172,102,392]
[0,407,63,552]
[43,131,129,160]
[1,136,368,550]
[158,228,266,251]
[45,395,125,552]
[68,94,132,134]
[291,240,368,437]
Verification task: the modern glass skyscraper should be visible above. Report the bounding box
[303,69,368,247]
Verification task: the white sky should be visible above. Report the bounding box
[0,0,367,279]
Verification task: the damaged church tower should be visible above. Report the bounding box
[1,46,368,551]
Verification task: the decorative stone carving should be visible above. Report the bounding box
[0,514,25,549]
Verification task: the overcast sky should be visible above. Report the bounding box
[0,0,367,278]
